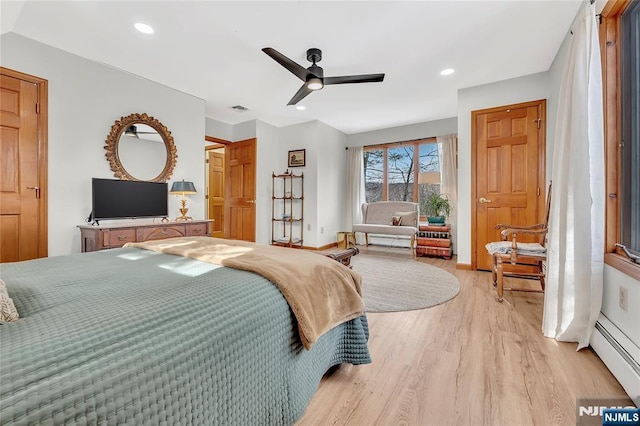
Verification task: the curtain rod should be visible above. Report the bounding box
[356,137,437,150]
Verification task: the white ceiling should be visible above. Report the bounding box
[3,1,582,134]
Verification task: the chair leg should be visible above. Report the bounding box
[365,233,369,246]
[411,234,416,258]
[491,254,498,287]
[496,256,504,303]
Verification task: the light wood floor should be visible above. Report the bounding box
[298,246,631,425]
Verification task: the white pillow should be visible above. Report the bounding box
[393,211,417,227]
[0,278,19,323]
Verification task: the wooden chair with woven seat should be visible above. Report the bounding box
[485,182,552,302]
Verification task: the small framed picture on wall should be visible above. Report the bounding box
[288,149,306,167]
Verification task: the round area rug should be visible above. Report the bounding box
[351,251,460,313]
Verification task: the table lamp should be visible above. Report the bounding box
[170,180,197,221]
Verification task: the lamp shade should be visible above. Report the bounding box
[170,180,196,194]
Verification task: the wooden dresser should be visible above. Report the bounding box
[78,220,213,252]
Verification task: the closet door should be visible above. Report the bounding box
[0,69,48,262]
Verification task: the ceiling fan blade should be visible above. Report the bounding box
[287,84,313,105]
[324,73,385,85]
[262,47,308,82]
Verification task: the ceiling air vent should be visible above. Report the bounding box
[230,105,249,112]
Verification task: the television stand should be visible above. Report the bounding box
[78,220,213,252]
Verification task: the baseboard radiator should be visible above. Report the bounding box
[590,314,640,406]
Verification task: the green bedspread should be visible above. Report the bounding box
[0,247,370,425]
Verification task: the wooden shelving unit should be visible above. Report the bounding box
[416,222,452,259]
[271,172,304,248]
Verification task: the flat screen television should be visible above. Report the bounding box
[91,178,168,221]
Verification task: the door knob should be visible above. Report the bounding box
[247,200,256,204]
[479,197,492,203]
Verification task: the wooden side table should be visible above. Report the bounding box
[416,223,452,259]
[336,231,356,249]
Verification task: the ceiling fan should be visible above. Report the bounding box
[124,125,157,139]
[262,47,385,105]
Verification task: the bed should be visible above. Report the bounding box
[0,238,370,425]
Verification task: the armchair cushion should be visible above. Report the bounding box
[485,241,546,256]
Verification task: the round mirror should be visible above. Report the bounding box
[104,113,177,182]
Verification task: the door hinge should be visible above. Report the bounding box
[537,187,541,196]
[533,118,541,129]
[36,102,40,114]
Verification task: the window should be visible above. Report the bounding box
[602,0,640,278]
[364,149,383,203]
[364,139,440,215]
[620,0,640,255]
[387,145,415,202]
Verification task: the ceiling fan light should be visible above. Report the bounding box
[134,23,154,34]
[307,78,323,91]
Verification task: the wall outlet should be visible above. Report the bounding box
[320,226,324,234]
[307,224,311,231]
[619,285,628,311]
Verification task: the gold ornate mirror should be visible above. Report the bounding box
[104,113,177,182]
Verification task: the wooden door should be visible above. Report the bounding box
[224,138,256,241]
[472,100,546,271]
[207,150,225,238]
[0,69,48,262]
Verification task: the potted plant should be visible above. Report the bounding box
[426,193,451,225]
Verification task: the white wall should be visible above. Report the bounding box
[277,122,319,247]
[456,72,550,266]
[205,117,233,141]
[316,121,348,246]
[233,120,257,142]
[346,117,457,147]
[0,33,206,256]
[601,267,640,346]
[253,120,279,244]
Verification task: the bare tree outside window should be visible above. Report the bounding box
[364,142,440,215]
[388,146,414,201]
[364,149,383,202]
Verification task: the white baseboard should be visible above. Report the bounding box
[590,314,640,406]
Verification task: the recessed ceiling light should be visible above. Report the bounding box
[440,68,455,76]
[135,23,154,34]
[296,105,306,111]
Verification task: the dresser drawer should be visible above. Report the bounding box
[186,223,209,236]
[108,229,136,247]
[137,225,186,241]
[79,220,212,252]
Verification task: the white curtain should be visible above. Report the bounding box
[542,2,605,350]
[437,134,457,253]
[346,147,366,236]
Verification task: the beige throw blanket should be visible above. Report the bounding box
[125,237,364,349]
